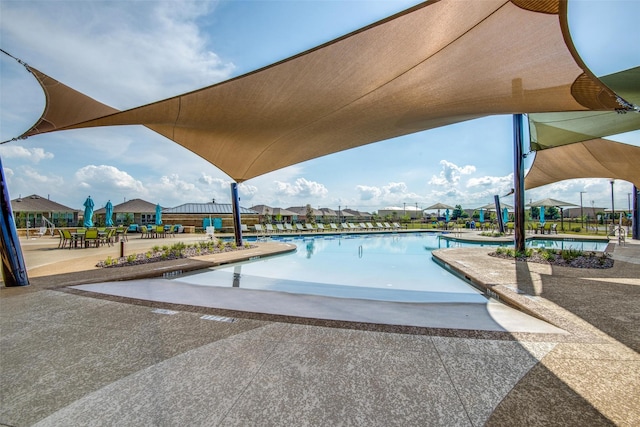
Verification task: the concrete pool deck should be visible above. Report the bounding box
[1,230,638,425]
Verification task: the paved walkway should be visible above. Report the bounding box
[1,231,638,426]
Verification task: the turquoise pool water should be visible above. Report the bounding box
[175,233,487,303]
[174,233,608,303]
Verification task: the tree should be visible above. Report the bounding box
[305,204,315,224]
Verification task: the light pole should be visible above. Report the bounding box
[610,179,615,229]
[579,191,585,231]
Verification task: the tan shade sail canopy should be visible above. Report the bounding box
[525,138,640,189]
[529,67,640,150]
[10,0,632,182]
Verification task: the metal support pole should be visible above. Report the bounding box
[0,157,29,287]
[513,114,526,252]
[633,186,639,240]
[494,195,504,234]
[230,182,243,247]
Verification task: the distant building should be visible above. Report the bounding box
[94,198,158,227]
[10,194,78,227]
[342,209,373,220]
[286,206,325,223]
[249,205,297,224]
[162,202,258,232]
[378,206,422,220]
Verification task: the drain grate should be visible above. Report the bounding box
[152,308,179,315]
[201,314,237,323]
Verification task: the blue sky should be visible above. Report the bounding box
[1,0,638,213]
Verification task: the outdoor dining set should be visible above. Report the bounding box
[57,227,128,249]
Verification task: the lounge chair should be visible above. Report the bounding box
[376,222,385,230]
[254,224,265,233]
[284,223,294,232]
[316,223,325,232]
[241,224,249,233]
[392,222,401,229]
[305,223,315,232]
[276,224,285,233]
[295,223,305,232]
[383,222,392,229]
[359,222,367,230]
[265,224,275,233]
[341,223,350,230]
[365,222,375,230]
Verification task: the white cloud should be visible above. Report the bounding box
[274,177,328,198]
[0,145,53,163]
[1,0,234,108]
[429,160,475,186]
[355,185,381,201]
[74,165,145,193]
[239,183,259,199]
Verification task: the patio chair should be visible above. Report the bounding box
[100,228,116,246]
[59,229,72,249]
[241,224,249,233]
[84,228,99,248]
[140,225,152,238]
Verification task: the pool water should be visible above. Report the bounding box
[174,233,487,303]
[173,233,608,303]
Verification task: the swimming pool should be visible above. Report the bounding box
[174,233,487,303]
[173,233,608,303]
[438,236,608,252]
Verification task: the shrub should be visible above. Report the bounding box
[561,247,583,262]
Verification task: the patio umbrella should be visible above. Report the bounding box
[528,198,578,230]
[426,202,454,218]
[477,202,513,211]
[479,208,484,223]
[82,196,94,227]
[445,209,450,222]
[502,207,509,224]
[155,203,162,225]
[104,200,114,227]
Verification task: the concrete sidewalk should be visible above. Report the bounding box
[1,232,638,426]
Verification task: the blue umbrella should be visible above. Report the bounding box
[502,207,508,224]
[540,206,545,224]
[105,200,114,227]
[83,196,94,227]
[479,208,484,223]
[155,203,162,225]
[445,209,450,222]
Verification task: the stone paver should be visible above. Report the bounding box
[1,231,638,426]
